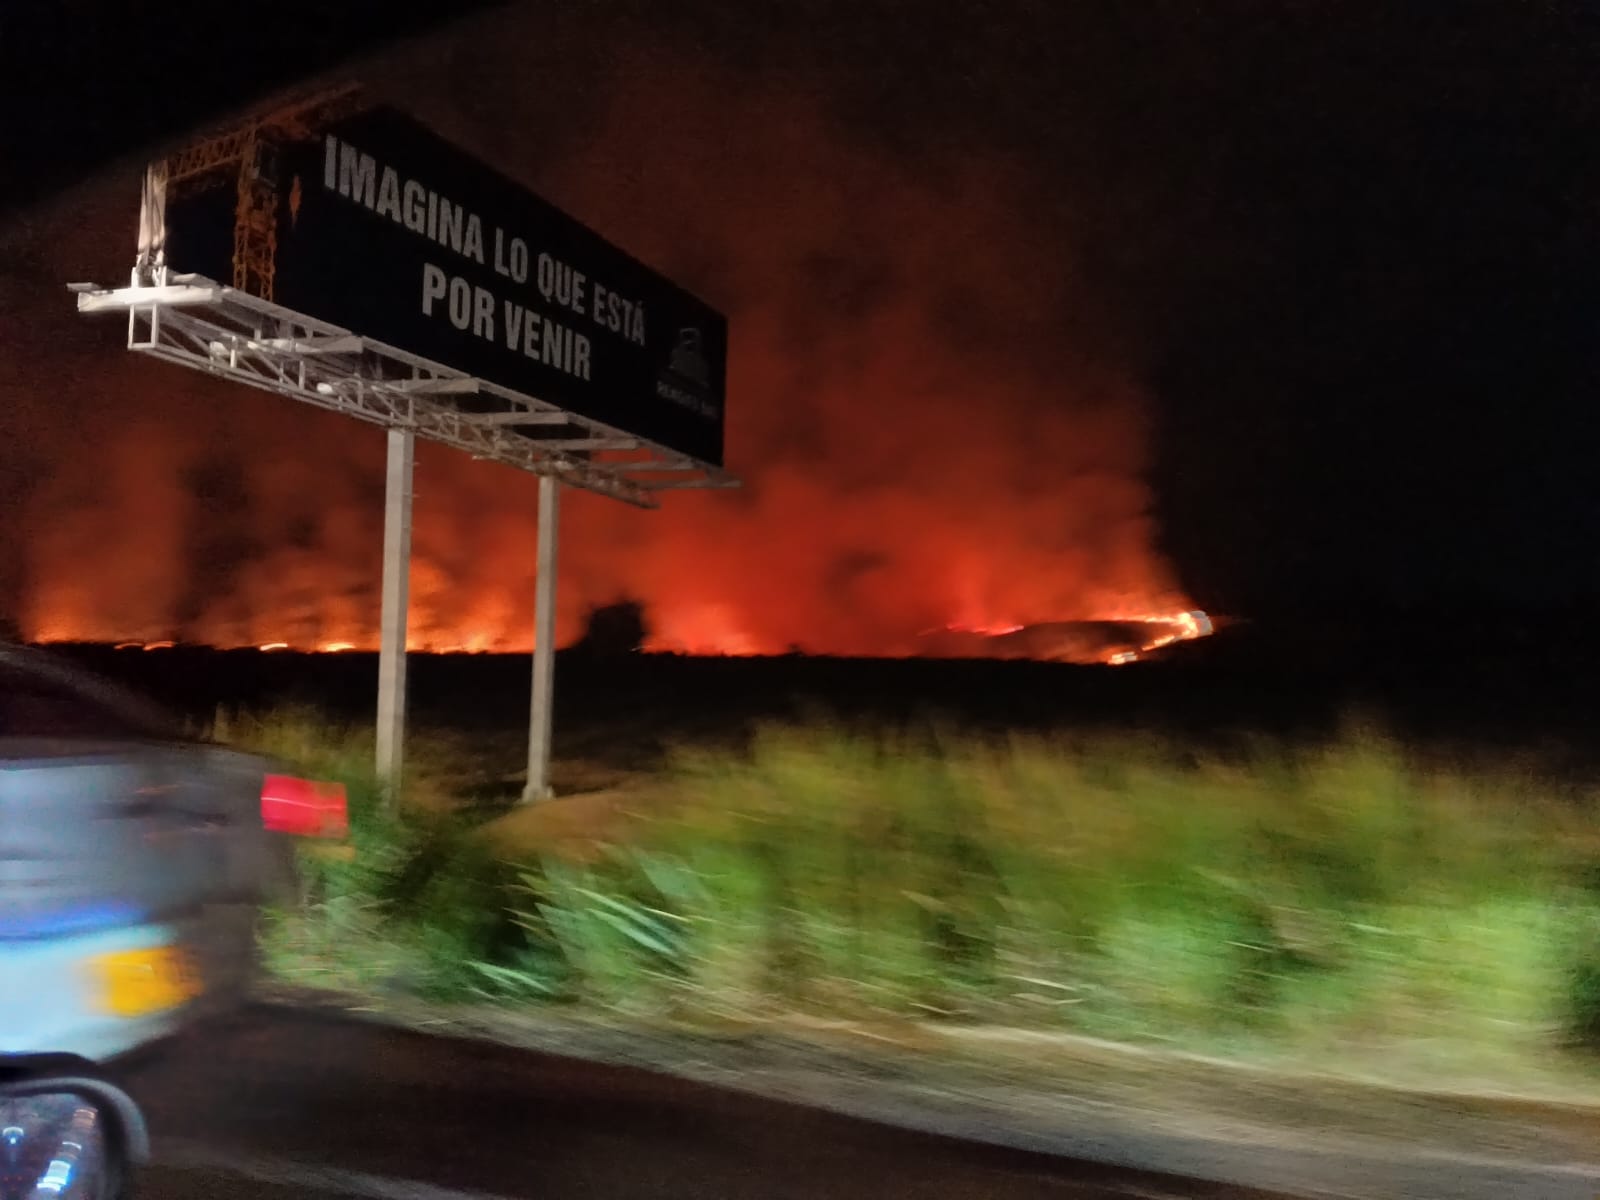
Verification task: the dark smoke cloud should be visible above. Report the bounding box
[1,9,1188,655]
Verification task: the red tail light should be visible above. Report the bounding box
[260,774,350,839]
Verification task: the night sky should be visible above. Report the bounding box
[2,1,1597,648]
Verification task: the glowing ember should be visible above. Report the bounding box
[1117,610,1214,661]
[915,610,1213,665]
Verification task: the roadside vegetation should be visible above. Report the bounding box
[236,706,1600,1089]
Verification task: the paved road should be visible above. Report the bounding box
[113,1006,1292,1200]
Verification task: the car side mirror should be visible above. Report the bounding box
[0,1077,145,1200]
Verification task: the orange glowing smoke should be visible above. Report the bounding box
[11,50,1201,662]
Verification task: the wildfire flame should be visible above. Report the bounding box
[71,608,1213,664]
[918,609,1213,665]
[7,51,1208,667]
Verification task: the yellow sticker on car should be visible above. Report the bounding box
[87,946,203,1017]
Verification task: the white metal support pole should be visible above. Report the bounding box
[376,427,415,804]
[522,473,561,804]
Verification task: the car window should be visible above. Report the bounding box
[0,660,158,739]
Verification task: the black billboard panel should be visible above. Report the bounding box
[161,105,726,466]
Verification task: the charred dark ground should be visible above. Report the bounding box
[39,625,1600,776]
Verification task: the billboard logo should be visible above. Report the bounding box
[656,327,716,420]
[667,328,710,389]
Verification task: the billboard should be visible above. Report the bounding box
[160,104,727,466]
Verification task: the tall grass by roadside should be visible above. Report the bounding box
[217,706,517,996]
[241,709,1600,1080]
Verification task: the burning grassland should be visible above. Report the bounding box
[7,46,1198,661]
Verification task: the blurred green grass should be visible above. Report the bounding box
[232,707,1600,1086]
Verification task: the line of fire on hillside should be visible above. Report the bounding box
[80,611,1214,666]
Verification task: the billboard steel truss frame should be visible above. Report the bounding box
[72,271,736,805]
[69,88,737,805]
[69,274,736,509]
